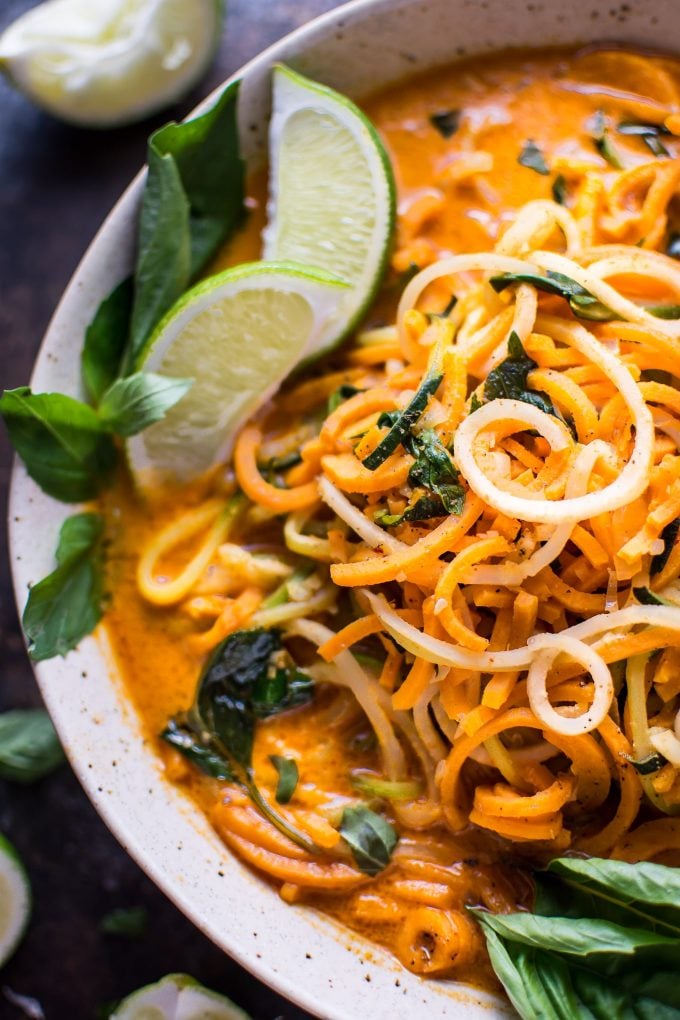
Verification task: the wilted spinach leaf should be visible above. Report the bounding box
[484,331,556,416]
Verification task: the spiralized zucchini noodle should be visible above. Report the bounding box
[128,50,680,980]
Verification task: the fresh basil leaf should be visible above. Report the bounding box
[591,110,624,169]
[429,108,460,138]
[546,857,680,934]
[470,392,483,413]
[150,81,245,280]
[339,805,398,876]
[97,372,193,437]
[476,858,680,1020]
[99,906,147,938]
[406,429,466,514]
[22,513,106,661]
[328,383,362,414]
[160,718,234,781]
[362,372,443,470]
[667,233,680,259]
[474,909,679,960]
[552,174,568,205]
[518,139,550,175]
[480,926,586,1020]
[647,304,680,320]
[484,331,556,416]
[0,387,116,501]
[0,709,65,783]
[623,751,667,775]
[81,278,134,404]
[270,755,298,804]
[651,517,680,575]
[128,147,191,365]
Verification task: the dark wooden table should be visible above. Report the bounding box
[0,2,342,1016]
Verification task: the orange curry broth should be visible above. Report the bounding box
[101,47,680,986]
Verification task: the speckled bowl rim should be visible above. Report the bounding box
[9,0,680,1016]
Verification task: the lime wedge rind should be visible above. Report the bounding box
[263,63,396,358]
[126,260,347,490]
[0,833,31,968]
[0,0,224,128]
[112,973,251,1019]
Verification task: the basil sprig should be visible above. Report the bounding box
[0,388,117,502]
[474,856,680,1020]
[1,375,191,501]
[22,513,107,661]
[1,83,248,662]
[126,81,245,366]
[162,628,315,851]
[0,709,64,782]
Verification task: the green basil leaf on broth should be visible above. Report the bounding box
[339,805,398,876]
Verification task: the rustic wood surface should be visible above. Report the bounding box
[0,2,342,1016]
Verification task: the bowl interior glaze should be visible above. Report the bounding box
[9,0,678,1016]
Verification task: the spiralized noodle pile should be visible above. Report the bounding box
[130,49,680,979]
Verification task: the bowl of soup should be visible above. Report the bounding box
[9,0,680,1016]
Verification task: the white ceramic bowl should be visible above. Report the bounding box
[9,0,679,1016]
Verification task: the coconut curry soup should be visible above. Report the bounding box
[101,47,680,991]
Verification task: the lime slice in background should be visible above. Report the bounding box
[112,973,250,1020]
[126,261,346,490]
[263,64,396,357]
[0,0,223,128]
[0,833,31,968]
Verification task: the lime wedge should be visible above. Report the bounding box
[0,0,222,127]
[127,261,346,489]
[112,973,250,1020]
[263,64,396,356]
[0,833,31,967]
